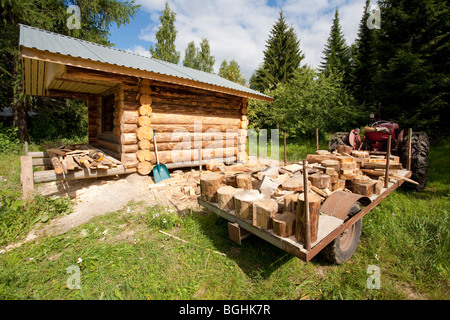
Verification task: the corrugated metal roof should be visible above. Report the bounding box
[19,24,272,101]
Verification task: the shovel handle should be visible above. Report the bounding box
[153,129,160,165]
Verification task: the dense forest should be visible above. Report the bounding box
[0,0,449,150]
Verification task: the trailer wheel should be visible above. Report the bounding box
[329,132,350,152]
[321,203,362,264]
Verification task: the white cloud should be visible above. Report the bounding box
[133,0,366,80]
[126,44,152,58]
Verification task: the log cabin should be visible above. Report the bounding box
[19,24,273,176]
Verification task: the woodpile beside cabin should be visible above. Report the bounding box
[18,24,273,185]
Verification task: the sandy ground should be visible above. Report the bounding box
[1,171,203,253]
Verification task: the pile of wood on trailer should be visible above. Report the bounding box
[199,146,416,244]
[46,144,120,174]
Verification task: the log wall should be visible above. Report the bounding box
[89,77,248,174]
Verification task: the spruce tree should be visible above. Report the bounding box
[373,0,449,134]
[149,1,180,64]
[250,10,304,92]
[320,9,351,84]
[352,0,378,107]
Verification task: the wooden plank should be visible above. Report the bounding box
[33,165,136,183]
[37,60,45,96]
[20,156,34,199]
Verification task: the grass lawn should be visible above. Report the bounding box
[0,138,448,300]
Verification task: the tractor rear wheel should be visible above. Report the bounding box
[329,132,350,152]
[400,132,430,191]
[321,203,362,264]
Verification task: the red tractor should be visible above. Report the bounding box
[329,118,430,191]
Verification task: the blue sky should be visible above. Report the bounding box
[108,0,368,81]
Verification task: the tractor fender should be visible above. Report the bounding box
[320,191,371,221]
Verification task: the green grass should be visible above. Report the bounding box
[0,138,448,300]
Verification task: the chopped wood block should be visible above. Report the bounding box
[200,173,225,202]
[325,167,336,175]
[351,150,370,159]
[273,212,296,237]
[257,166,279,180]
[337,156,355,163]
[331,179,346,191]
[337,145,353,154]
[321,159,340,170]
[252,199,279,229]
[275,173,290,185]
[375,180,383,195]
[329,171,339,184]
[340,162,357,170]
[236,173,252,190]
[234,190,262,219]
[217,185,243,210]
[296,192,322,244]
[309,173,331,189]
[257,175,280,198]
[340,172,358,180]
[354,181,375,196]
[284,193,298,212]
[206,160,217,171]
[282,176,308,192]
[316,150,331,155]
[353,175,372,184]
[281,163,303,173]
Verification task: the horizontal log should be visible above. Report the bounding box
[97,139,138,154]
[151,147,237,165]
[148,139,238,152]
[120,133,138,145]
[150,113,240,126]
[151,124,239,133]
[28,151,49,158]
[98,133,119,144]
[151,103,240,118]
[154,131,238,143]
[33,166,136,183]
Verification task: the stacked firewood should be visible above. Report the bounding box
[46,144,120,174]
[199,148,417,243]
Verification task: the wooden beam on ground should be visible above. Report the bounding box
[20,156,34,199]
[33,165,136,183]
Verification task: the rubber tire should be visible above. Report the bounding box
[321,203,362,264]
[400,132,430,191]
[329,132,350,152]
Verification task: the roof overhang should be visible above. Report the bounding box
[20,46,274,102]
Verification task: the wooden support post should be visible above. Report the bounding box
[302,159,311,251]
[20,156,34,199]
[385,135,392,188]
[24,141,29,156]
[316,128,319,151]
[283,131,287,166]
[407,128,412,171]
[228,222,252,245]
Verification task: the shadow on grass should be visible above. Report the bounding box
[188,209,334,279]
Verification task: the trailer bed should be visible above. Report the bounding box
[198,169,412,262]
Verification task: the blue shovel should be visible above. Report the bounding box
[152,129,170,183]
